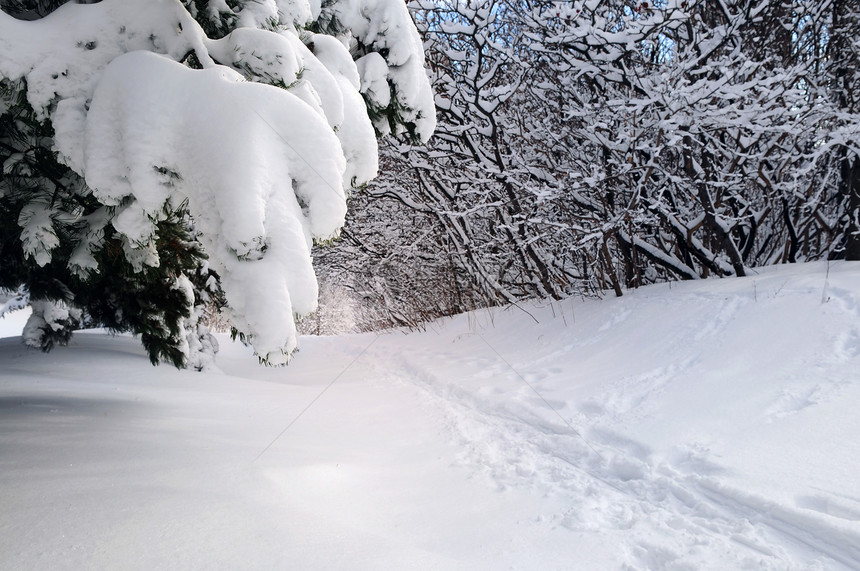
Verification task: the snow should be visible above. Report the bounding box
[311,33,380,186]
[1,261,859,568]
[21,300,80,350]
[17,202,59,267]
[330,0,437,140]
[84,50,346,363]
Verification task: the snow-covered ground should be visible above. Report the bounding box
[1,262,859,569]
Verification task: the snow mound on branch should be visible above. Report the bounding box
[206,27,378,186]
[84,51,347,364]
[220,0,320,30]
[309,33,380,185]
[332,0,436,141]
[0,0,210,171]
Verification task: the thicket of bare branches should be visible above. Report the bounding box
[314,0,860,331]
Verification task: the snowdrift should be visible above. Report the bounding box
[1,261,859,569]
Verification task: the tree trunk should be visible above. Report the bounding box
[843,156,860,260]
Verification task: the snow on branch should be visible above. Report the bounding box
[85,51,347,364]
[0,0,435,365]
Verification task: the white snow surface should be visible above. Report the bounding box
[1,262,859,569]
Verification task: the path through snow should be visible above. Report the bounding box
[1,262,859,569]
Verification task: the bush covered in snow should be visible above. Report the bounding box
[0,0,434,366]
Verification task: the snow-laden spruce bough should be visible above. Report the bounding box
[0,0,435,367]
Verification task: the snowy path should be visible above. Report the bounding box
[1,262,859,569]
[380,341,860,569]
[360,261,860,569]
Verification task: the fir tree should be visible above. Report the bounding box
[0,0,435,367]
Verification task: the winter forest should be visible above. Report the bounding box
[2,1,860,568]
[324,0,860,329]
[1,0,858,368]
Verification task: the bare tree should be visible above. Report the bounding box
[314,0,860,331]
